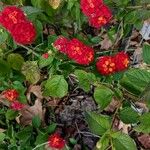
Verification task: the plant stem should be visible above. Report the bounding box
[19,44,40,57]
[127,4,150,9]
[32,142,49,150]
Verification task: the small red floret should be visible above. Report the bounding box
[48,133,65,149]
[42,53,49,59]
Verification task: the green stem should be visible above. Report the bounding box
[19,44,40,57]
[32,142,49,150]
[127,4,150,9]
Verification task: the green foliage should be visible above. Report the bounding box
[134,113,150,133]
[120,69,150,95]
[6,110,18,120]
[94,85,114,109]
[119,107,139,124]
[85,111,111,136]
[74,69,96,92]
[142,44,150,64]
[22,61,40,84]
[32,115,41,128]
[44,75,68,98]
[112,132,137,150]
[0,59,11,76]
[0,0,150,149]
[38,54,54,68]
[0,133,5,142]
[7,53,24,71]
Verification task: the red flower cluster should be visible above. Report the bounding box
[3,89,24,111]
[114,52,129,72]
[54,37,94,65]
[10,101,24,111]
[48,133,65,149]
[53,36,69,54]
[96,52,129,75]
[3,89,19,102]
[0,6,36,45]
[80,0,112,28]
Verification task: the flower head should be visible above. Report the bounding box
[96,56,116,75]
[114,52,129,71]
[0,6,26,31]
[53,36,69,54]
[3,89,19,102]
[48,133,65,149]
[67,38,94,65]
[11,21,36,45]
[80,0,103,16]
[10,101,24,111]
[42,53,49,59]
[89,5,112,28]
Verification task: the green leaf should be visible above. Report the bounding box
[22,6,43,16]
[22,61,40,84]
[119,107,139,124]
[35,132,48,145]
[16,126,33,142]
[0,29,8,45]
[134,123,150,133]
[124,11,138,24]
[32,115,41,128]
[6,110,18,120]
[142,44,150,64]
[94,86,113,109]
[7,53,24,71]
[139,113,150,125]
[0,132,5,142]
[120,69,150,95]
[47,123,57,134]
[74,70,96,92]
[112,132,136,150]
[38,54,54,68]
[44,75,68,98]
[134,113,150,133]
[0,59,11,76]
[69,138,77,145]
[31,0,45,9]
[96,134,110,150]
[85,111,111,136]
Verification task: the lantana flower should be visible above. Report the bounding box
[3,89,19,102]
[114,52,129,71]
[0,6,36,45]
[48,133,65,149]
[67,38,94,65]
[96,56,116,75]
[89,5,112,28]
[80,0,103,17]
[80,0,112,28]
[10,101,24,111]
[53,36,69,54]
[0,6,26,31]
[11,21,36,45]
